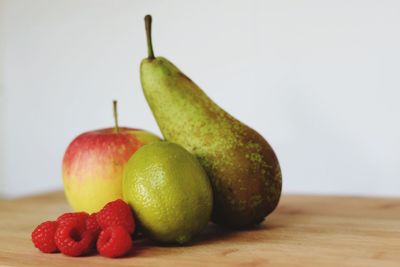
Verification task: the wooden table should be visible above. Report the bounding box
[0,192,399,267]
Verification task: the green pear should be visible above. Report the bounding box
[140,15,282,228]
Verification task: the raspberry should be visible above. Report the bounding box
[54,218,95,256]
[96,199,135,233]
[31,221,58,253]
[86,213,100,234]
[97,226,132,258]
[57,212,89,225]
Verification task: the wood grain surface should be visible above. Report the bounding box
[0,191,399,267]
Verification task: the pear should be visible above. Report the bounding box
[140,15,282,228]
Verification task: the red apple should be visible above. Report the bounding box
[62,101,160,213]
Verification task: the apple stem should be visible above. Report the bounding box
[113,100,120,133]
[144,15,155,60]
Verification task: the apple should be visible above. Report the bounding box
[62,101,160,213]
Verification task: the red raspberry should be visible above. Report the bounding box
[86,213,100,235]
[97,226,132,258]
[57,212,89,225]
[96,199,135,233]
[54,218,95,256]
[31,221,58,253]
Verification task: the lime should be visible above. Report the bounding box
[123,141,213,244]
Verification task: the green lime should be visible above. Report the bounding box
[123,141,213,244]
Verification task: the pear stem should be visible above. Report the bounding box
[113,100,120,133]
[144,15,155,59]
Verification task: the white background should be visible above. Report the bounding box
[1,0,399,198]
